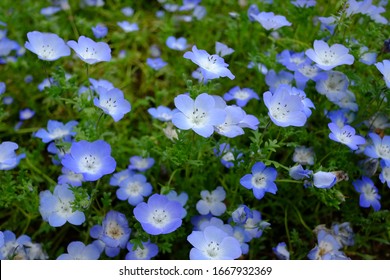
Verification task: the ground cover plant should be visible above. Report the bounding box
[0,0,389,260]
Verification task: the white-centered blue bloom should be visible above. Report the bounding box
[196,186,226,216]
[172,93,227,138]
[34,120,78,143]
[215,42,234,57]
[147,105,177,122]
[273,242,290,260]
[313,171,337,189]
[307,230,348,260]
[125,240,158,260]
[183,45,235,81]
[328,123,366,150]
[25,31,70,61]
[187,226,242,260]
[305,40,354,71]
[57,241,100,260]
[364,133,390,161]
[116,173,153,206]
[92,24,108,39]
[39,184,86,227]
[251,11,292,30]
[353,176,381,211]
[240,162,278,200]
[375,60,390,88]
[117,21,139,32]
[223,86,259,107]
[0,141,25,170]
[379,160,390,187]
[146,57,167,70]
[93,86,131,122]
[128,156,155,172]
[67,35,111,64]
[166,36,188,51]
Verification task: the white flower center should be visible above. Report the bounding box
[320,50,337,65]
[316,241,334,259]
[81,47,98,59]
[222,152,235,162]
[191,108,208,126]
[50,128,68,139]
[105,221,124,239]
[206,241,220,258]
[135,247,148,259]
[135,159,149,169]
[126,182,142,196]
[39,44,56,59]
[361,184,377,201]
[337,130,353,144]
[57,199,72,217]
[80,154,101,173]
[200,55,218,72]
[234,90,250,100]
[270,102,290,121]
[382,167,390,180]
[150,209,169,227]
[299,65,317,78]
[251,173,267,188]
[377,144,390,159]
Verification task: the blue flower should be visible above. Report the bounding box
[121,7,134,17]
[0,81,5,95]
[90,210,131,257]
[40,6,62,16]
[214,106,247,138]
[291,0,316,8]
[116,173,153,206]
[328,123,365,150]
[117,21,139,32]
[305,40,354,71]
[379,160,390,187]
[34,120,78,143]
[214,143,243,168]
[273,242,290,260]
[134,193,185,235]
[93,86,131,122]
[92,24,108,39]
[359,46,377,65]
[128,156,155,172]
[0,141,25,170]
[375,60,390,88]
[25,31,70,61]
[196,186,226,216]
[146,57,167,70]
[109,169,134,186]
[19,108,35,121]
[331,222,354,247]
[263,84,308,127]
[61,140,117,181]
[147,105,177,122]
[172,93,227,138]
[312,171,337,189]
[67,36,111,64]
[187,226,242,260]
[240,162,278,200]
[265,69,294,92]
[277,50,307,71]
[166,36,188,51]
[166,190,188,218]
[125,240,159,260]
[293,146,315,165]
[215,42,234,57]
[0,231,4,248]
[353,176,381,211]
[315,71,349,99]
[39,184,86,227]
[223,86,259,107]
[58,167,84,187]
[364,133,390,161]
[231,205,253,224]
[289,164,312,180]
[252,12,292,30]
[57,241,100,260]
[307,230,348,260]
[183,45,235,81]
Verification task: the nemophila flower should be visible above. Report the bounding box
[128,156,154,172]
[214,143,243,168]
[331,222,354,247]
[148,105,177,122]
[93,86,131,122]
[134,193,185,235]
[121,6,134,17]
[305,40,354,71]
[187,226,242,260]
[39,184,86,227]
[67,35,111,64]
[0,141,25,170]
[179,0,201,11]
[84,0,104,7]
[0,81,5,94]
[379,160,390,187]
[0,231,47,260]
[240,162,278,200]
[293,146,315,165]
[364,133,390,160]
[19,108,35,120]
[58,167,84,187]
[291,0,316,7]
[290,86,315,117]
[263,84,308,127]
[353,176,381,211]
[126,240,158,260]
[294,62,326,89]
[0,231,4,248]
[25,31,70,61]
[231,205,253,224]
[214,106,246,138]
[375,60,390,88]
[57,241,100,260]
[92,24,108,39]
[251,12,292,30]
[89,78,114,91]
[166,36,188,51]
[196,186,226,216]
[308,230,347,260]
[90,210,131,257]
[315,71,349,99]
[277,50,307,71]
[223,86,259,107]
[117,21,139,32]
[198,217,233,235]
[146,57,167,70]
[215,42,234,57]
[172,93,226,138]
[166,190,188,218]
[313,171,337,189]
[109,169,133,186]
[116,173,152,206]
[40,6,62,16]
[61,140,116,181]
[359,46,376,65]
[273,242,290,260]
[183,45,235,81]
[289,164,313,180]
[328,123,365,150]
[243,210,270,239]
[34,120,78,143]
[265,70,294,92]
